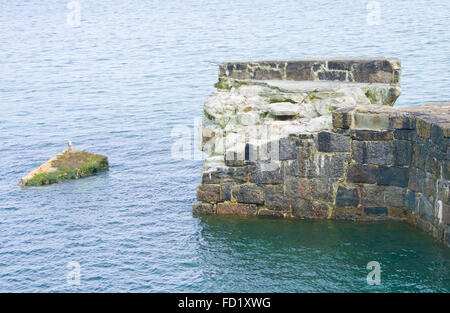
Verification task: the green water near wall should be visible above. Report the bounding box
[196,218,450,292]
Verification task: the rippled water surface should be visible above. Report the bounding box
[0,0,449,292]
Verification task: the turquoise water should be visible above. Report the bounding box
[0,0,449,292]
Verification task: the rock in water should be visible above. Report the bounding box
[19,149,109,186]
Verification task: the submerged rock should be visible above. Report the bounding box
[19,149,108,186]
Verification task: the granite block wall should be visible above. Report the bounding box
[194,104,450,247]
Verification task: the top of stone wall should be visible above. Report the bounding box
[219,58,401,85]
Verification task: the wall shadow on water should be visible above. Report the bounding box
[195,216,450,292]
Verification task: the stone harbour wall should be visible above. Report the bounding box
[194,58,449,248]
[219,58,401,84]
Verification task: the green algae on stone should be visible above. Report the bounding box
[19,149,108,186]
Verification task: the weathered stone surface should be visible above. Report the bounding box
[346,164,377,184]
[416,195,434,221]
[385,186,407,207]
[407,190,416,211]
[408,168,427,194]
[293,199,328,219]
[193,203,216,215]
[394,140,412,166]
[220,183,234,201]
[296,178,335,202]
[332,108,353,129]
[354,113,390,130]
[264,185,290,212]
[336,186,358,207]
[364,207,388,217]
[316,131,351,152]
[217,202,257,216]
[249,164,283,184]
[197,184,220,203]
[279,136,300,160]
[231,183,265,204]
[202,166,248,184]
[334,206,362,220]
[220,59,400,84]
[297,153,349,178]
[286,62,313,81]
[393,129,416,141]
[258,209,284,218]
[352,141,394,165]
[352,130,393,141]
[360,184,385,207]
[389,207,408,219]
[318,70,347,81]
[377,166,409,187]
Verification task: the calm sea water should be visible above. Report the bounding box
[0,0,449,292]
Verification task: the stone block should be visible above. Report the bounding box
[394,140,412,166]
[408,168,426,193]
[285,175,300,198]
[416,119,431,139]
[316,131,351,152]
[197,184,220,203]
[411,143,427,170]
[328,60,353,71]
[258,209,284,218]
[264,185,290,212]
[202,166,248,184]
[430,124,445,146]
[334,206,362,220]
[310,178,335,202]
[364,207,388,217]
[249,163,283,184]
[332,108,353,129]
[254,68,282,80]
[224,151,246,167]
[389,115,415,130]
[360,185,385,207]
[286,61,313,80]
[354,113,390,130]
[377,166,409,187]
[292,198,311,218]
[385,186,407,207]
[352,60,396,83]
[298,153,349,178]
[335,186,359,207]
[220,183,234,201]
[324,154,350,178]
[217,202,257,216]
[294,178,335,202]
[318,70,347,81]
[352,141,394,165]
[346,164,377,184]
[416,195,434,222]
[441,202,450,225]
[293,199,327,219]
[231,183,265,204]
[407,190,416,212]
[279,136,300,160]
[388,207,408,219]
[352,130,393,141]
[393,129,416,141]
[192,203,216,215]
